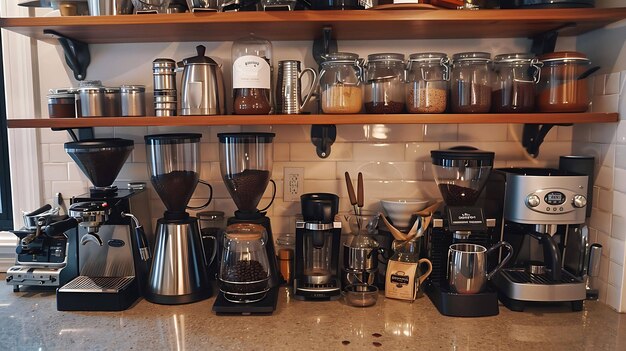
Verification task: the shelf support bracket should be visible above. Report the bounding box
[53,127,95,142]
[311,124,336,159]
[43,29,90,81]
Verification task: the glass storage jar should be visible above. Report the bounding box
[405,52,450,114]
[319,52,364,114]
[536,51,592,113]
[364,53,405,114]
[232,34,273,115]
[450,52,492,113]
[492,53,542,113]
[219,223,271,303]
[48,88,77,118]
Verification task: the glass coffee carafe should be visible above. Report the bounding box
[232,35,273,115]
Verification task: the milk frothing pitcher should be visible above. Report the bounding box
[448,241,513,294]
[276,60,317,114]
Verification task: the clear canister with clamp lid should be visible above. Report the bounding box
[492,53,542,113]
[450,52,493,113]
[405,52,450,114]
[364,53,405,114]
[318,52,364,114]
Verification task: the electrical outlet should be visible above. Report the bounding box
[283,167,304,202]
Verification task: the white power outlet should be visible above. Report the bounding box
[283,167,305,202]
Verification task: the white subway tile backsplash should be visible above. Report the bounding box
[620,70,626,96]
[337,161,422,181]
[290,143,352,161]
[423,124,457,141]
[599,255,610,282]
[600,143,615,168]
[611,215,626,241]
[93,127,114,138]
[271,199,301,217]
[597,230,611,259]
[610,238,625,265]
[39,128,71,144]
[114,127,148,143]
[591,123,618,144]
[67,163,88,182]
[572,125,591,144]
[590,209,612,235]
[51,181,88,201]
[596,166,614,189]
[614,168,626,193]
[404,142,439,162]
[353,143,405,161]
[48,144,72,163]
[117,163,149,181]
[212,199,237,217]
[132,144,147,163]
[592,94,620,113]
[275,143,290,161]
[593,74,606,97]
[458,124,508,142]
[557,126,574,141]
[207,126,241,143]
[200,143,219,163]
[613,191,626,218]
[42,163,67,181]
[303,180,341,195]
[39,144,49,163]
[605,72,621,95]
[597,188,614,212]
[616,145,626,169]
[617,122,626,145]
[606,283,621,312]
[608,261,624,287]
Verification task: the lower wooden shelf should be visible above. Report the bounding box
[6,113,619,128]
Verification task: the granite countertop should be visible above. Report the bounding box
[1,280,626,351]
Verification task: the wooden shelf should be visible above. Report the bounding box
[1,8,626,43]
[6,113,619,128]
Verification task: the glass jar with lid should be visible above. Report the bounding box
[364,53,405,114]
[385,238,432,300]
[232,34,273,115]
[536,51,592,113]
[219,223,271,303]
[450,52,492,113]
[492,53,542,113]
[405,52,450,114]
[319,52,364,114]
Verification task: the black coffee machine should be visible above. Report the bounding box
[212,133,280,314]
[294,193,342,301]
[424,147,502,317]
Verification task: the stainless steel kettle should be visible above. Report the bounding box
[178,45,225,116]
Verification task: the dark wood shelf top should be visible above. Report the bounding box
[1,8,625,43]
[6,113,619,128]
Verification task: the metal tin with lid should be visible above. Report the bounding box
[78,86,106,117]
[120,85,146,117]
[104,87,121,117]
[406,52,450,114]
[48,88,77,118]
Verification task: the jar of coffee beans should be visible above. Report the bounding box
[492,53,541,113]
[363,53,405,114]
[219,223,271,303]
[319,52,364,114]
[405,52,450,114]
[450,52,493,113]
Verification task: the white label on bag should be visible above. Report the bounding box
[233,55,271,89]
[385,260,418,301]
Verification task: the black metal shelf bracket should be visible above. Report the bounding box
[43,29,90,81]
[53,127,94,142]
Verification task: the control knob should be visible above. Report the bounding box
[526,194,541,208]
[573,195,587,208]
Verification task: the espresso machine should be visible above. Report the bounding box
[294,193,342,301]
[6,204,79,292]
[492,168,590,311]
[424,147,502,317]
[55,138,152,311]
[212,132,280,314]
[144,133,214,305]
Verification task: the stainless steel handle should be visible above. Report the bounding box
[299,67,318,110]
[587,243,602,278]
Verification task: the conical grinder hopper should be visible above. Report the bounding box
[218,133,275,213]
[64,138,134,189]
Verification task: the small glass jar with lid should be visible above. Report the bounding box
[364,53,405,114]
[232,34,273,115]
[405,52,450,114]
[492,53,542,113]
[318,52,364,114]
[536,51,592,113]
[450,52,493,113]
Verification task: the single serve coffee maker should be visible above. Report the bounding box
[294,193,342,301]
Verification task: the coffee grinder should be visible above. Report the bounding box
[212,132,280,314]
[144,133,215,305]
[294,193,342,301]
[55,138,152,311]
[491,168,589,311]
[424,147,502,317]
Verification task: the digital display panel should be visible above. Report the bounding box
[544,191,566,205]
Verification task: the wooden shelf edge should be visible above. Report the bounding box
[6,113,619,129]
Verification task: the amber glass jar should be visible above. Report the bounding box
[536,51,591,113]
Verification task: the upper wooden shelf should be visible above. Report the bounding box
[6,113,619,128]
[1,8,626,43]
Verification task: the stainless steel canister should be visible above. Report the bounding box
[103,87,121,116]
[153,58,177,91]
[78,86,106,117]
[154,91,177,116]
[120,85,146,116]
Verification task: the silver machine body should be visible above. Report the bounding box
[492,168,589,311]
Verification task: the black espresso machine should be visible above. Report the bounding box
[424,147,504,317]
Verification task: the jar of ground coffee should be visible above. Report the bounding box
[405,52,450,114]
[48,88,77,118]
[536,51,592,113]
[364,53,405,114]
[232,34,273,115]
[450,52,492,113]
[492,53,542,113]
[319,52,364,114]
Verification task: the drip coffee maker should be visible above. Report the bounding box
[213,132,279,314]
[424,146,503,317]
[294,193,342,301]
[144,133,215,305]
[56,138,152,311]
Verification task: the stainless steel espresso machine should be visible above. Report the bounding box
[492,168,590,311]
[294,193,342,300]
[54,139,152,311]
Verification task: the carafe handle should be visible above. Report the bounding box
[186,180,213,211]
[257,179,277,212]
[416,258,433,285]
[299,67,318,111]
[486,241,513,280]
[200,234,218,267]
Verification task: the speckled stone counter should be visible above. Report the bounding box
[1,281,625,351]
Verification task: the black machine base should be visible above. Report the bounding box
[144,287,212,305]
[56,277,139,311]
[425,282,499,317]
[212,287,279,315]
[498,293,584,312]
[293,278,341,301]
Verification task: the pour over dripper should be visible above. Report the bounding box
[64,138,134,190]
[145,133,212,218]
[430,147,494,206]
[218,133,276,214]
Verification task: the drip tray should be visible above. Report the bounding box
[57,276,139,311]
[503,269,580,285]
[494,269,586,302]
